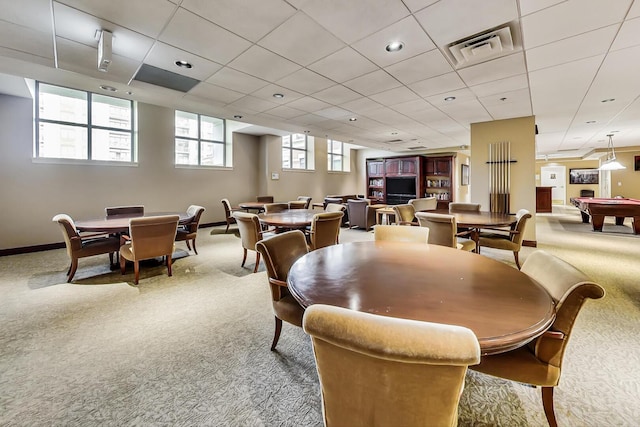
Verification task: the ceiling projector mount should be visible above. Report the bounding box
[97,30,112,72]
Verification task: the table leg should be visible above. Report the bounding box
[591,215,605,232]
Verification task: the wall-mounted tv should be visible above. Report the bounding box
[569,168,599,184]
[386,177,416,195]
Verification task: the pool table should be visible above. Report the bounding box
[570,197,640,234]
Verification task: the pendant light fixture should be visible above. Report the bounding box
[599,134,626,171]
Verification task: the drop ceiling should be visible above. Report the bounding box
[0,0,639,158]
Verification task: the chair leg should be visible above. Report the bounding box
[253,252,260,273]
[542,387,558,427]
[225,220,230,233]
[241,248,247,267]
[108,252,114,266]
[271,317,283,351]
[192,239,198,255]
[67,259,78,282]
[186,240,192,251]
[133,261,139,285]
[120,255,126,274]
[514,251,521,270]
[167,254,173,277]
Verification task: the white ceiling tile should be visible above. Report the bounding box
[258,12,344,66]
[340,97,384,114]
[307,47,378,83]
[580,44,640,105]
[628,1,640,19]
[425,88,477,106]
[144,42,222,80]
[250,83,304,104]
[160,8,252,65]
[300,0,410,44]
[285,96,332,112]
[351,16,435,67]
[519,0,565,16]
[205,67,268,94]
[408,72,466,98]
[438,99,492,124]
[611,17,640,51]
[0,21,54,60]
[469,74,529,97]
[288,113,331,125]
[402,0,439,13]
[312,84,362,104]
[227,95,280,113]
[4,0,54,31]
[275,68,335,95]
[526,25,618,71]
[227,45,301,81]
[369,86,420,106]
[180,0,296,42]
[385,49,453,85]
[521,0,631,49]
[458,53,526,87]
[314,106,352,119]
[479,87,532,118]
[343,69,401,96]
[391,99,435,115]
[415,0,518,46]
[56,0,177,38]
[186,82,245,104]
[262,105,306,119]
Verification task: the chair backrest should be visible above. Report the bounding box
[128,215,179,260]
[309,211,344,250]
[521,250,605,369]
[52,214,78,257]
[221,199,233,218]
[303,304,480,427]
[288,200,307,210]
[374,224,429,243]
[580,189,595,197]
[415,212,457,248]
[233,211,262,250]
[184,205,205,232]
[263,203,289,214]
[325,203,346,213]
[257,195,274,203]
[323,197,343,209]
[297,196,312,209]
[510,209,532,245]
[105,205,144,218]
[255,230,309,301]
[409,197,437,212]
[392,204,416,224]
[449,202,481,212]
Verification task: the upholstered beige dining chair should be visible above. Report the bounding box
[255,230,309,351]
[478,209,531,269]
[221,198,239,233]
[409,197,437,212]
[448,202,481,212]
[174,205,205,254]
[263,202,289,214]
[296,196,312,209]
[307,211,344,250]
[392,204,417,226]
[287,200,307,209]
[119,215,179,285]
[471,250,605,427]
[257,195,274,203]
[232,211,270,273]
[303,304,480,427]
[374,224,429,243]
[416,212,476,251]
[105,205,144,218]
[53,214,121,282]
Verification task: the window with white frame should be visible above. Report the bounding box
[175,111,226,166]
[328,139,350,172]
[35,82,135,162]
[282,133,314,170]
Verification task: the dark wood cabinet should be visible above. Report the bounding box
[367,160,384,177]
[424,156,454,209]
[536,186,552,213]
[386,158,417,176]
[366,156,431,205]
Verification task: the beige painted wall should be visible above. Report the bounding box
[455,153,470,203]
[607,149,640,199]
[470,116,537,241]
[535,159,600,200]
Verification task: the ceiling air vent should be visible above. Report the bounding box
[447,25,514,68]
[386,139,403,143]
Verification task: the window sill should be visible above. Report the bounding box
[32,157,138,167]
[175,164,233,171]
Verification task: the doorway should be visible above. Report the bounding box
[540,166,566,205]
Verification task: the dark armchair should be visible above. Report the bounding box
[347,199,383,231]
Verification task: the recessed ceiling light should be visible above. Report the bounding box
[99,85,117,92]
[233,115,243,119]
[586,120,596,124]
[349,117,357,122]
[303,130,310,133]
[273,93,284,99]
[499,97,507,101]
[385,41,404,52]
[391,132,398,135]
[175,60,192,69]
[444,96,456,101]
[126,91,133,95]
[601,98,615,103]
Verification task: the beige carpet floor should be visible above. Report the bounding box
[1,206,639,426]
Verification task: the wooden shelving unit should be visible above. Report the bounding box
[424,156,454,209]
[366,156,432,205]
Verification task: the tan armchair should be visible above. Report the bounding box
[415,212,476,251]
[471,250,605,427]
[119,215,179,285]
[221,199,239,233]
[232,211,269,273]
[53,214,121,282]
[263,202,289,214]
[303,304,480,427]
[373,224,429,243]
[175,205,205,254]
[256,195,274,203]
[296,196,312,209]
[287,200,307,209]
[346,199,382,231]
[255,230,309,351]
[409,197,437,212]
[307,211,344,250]
[392,203,417,225]
[105,205,144,218]
[478,209,531,269]
[449,202,481,212]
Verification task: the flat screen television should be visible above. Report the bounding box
[386,177,416,195]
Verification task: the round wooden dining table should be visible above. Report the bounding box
[238,201,267,212]
[258,209,317,229]
[75,212,193,233]
[288,241,555,355]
